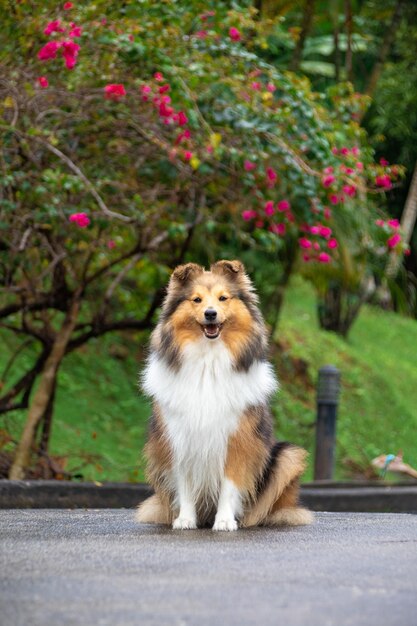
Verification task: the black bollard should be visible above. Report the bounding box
[314,365,341,481]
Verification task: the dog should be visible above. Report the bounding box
[136,260,313,530]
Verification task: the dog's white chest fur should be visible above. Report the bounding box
[143,339,277,502]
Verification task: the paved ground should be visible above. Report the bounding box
[1,511,416,626]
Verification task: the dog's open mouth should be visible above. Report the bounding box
[202,323,222,339]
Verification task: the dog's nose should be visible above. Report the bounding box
[204,308,217,321]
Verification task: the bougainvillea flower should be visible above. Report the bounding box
[175,129,191,145]
[375,219,385,227]
[158,84,170,94]
[351,146,360,156]
[340,165,354,175]
[141,84,151,94]
[331,147,339,155]
[251,82,261,90]
[339,147,349,156]
[342,184,356,197]
[319,225,332,238]
[318,252,331,263]
[323,166,334,175]
[229,27,241,41]
[302,253,311,262]
[104,84,126,99]
[388,219,400,229]
[44,20,65,35]
[324,207,332,220]
[322,174,336,188]
[329,194,340,205]
[107,240,116,249]
[264,201,275,216]
[64,2,74,9]
[244,160,256,171]
[375,174,392,189]
[69,212,90,227]
[255,220,264,228]
[277,200,290,212]
[184,151,193,161]
[266,82,276,93]
[195,30,208,39]
[159,102,173,117]
[242,210,257,221]
[176,111,188,126]
[270,223,286,235]
[313,242,321,251]
[327,239,338,249]
[38,76,49,88]
[69,25,82,38]
[310,226,320,235]
[62,40,80,69]
[380,157,389,166]
[299,238,312,249]
[356,161,364,170]
[154,72,164,82]
[387,233,401,248]
[266,167,277,187]
[38,41,61,61]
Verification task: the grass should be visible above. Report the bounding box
[2,277,417,483]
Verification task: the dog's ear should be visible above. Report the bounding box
[170,263,204,286]
[210,260,245,279]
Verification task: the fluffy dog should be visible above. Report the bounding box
[136,260,313,530]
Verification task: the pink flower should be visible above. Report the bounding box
[375,174,392,189]
[299,238,312,249]
[251,82,261,90]
[351,146,360,156]
[310,226,320,235]
[244,160,256,172]
[69,212,90,228]
[341,165,354,175]
[380,157,389,166]
[327,239,338,249]
[69,25,82,38]
[340,147,349,156]
[313,242,321,251]
[266,167,277,187]
[63,2,74,9]
[375,219,385,227]
[200,11,215,21]
[302,253,311,262]
[184,151,193,161]
[104,84,126,99]
[270,223,286,235]
[242,210,257,221]
[177,111,188,126]
[277,200,290,212]
[342,184,356,197]
[159,84,170,94]
[322,174,336,188]
[319,226,332,238]
[388,219,400,229]
[331,147,339,155]
[229,27,241,42]
[62,40,80,69]
[175,129,191,145]
[266,82,276,93]
[356,161,364,170]
[264,201,275,216]
[38,76,49,88]
[255,220,264,228]
[107,240,116,249]
[195,30,208,39]
[387,233,401,249]
[323,166,334,175]
[38,41,61,61]
[128,34,134,42]
[324,207,332,220]
[44,20,65,35]
[329,194,340,205]
[159,102,173,117]
[318,252,331,263]
[154,72,164,82]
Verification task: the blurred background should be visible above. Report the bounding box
[1,0,416,483]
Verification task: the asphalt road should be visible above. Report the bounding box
[1,510,416,626]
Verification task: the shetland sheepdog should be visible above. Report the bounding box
[136,260,313,531]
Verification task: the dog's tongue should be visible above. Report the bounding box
[205,324,218,335]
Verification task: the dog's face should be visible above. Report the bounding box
[154,261,267,370]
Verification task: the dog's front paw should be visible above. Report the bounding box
[212,518,238,532]
[172,517,197,530]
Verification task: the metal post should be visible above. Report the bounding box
[314,365,341,481]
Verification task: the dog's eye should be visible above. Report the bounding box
[219,295,228,302]
[193,297,202,303]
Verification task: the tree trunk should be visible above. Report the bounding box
[8,299,80,480]
[345,0,353,82]
[364,0,405,99]
[290,0,316,72]
[38,376,57,457]
[317,279,374,338]
[386,160,417,278]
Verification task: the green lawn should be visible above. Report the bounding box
[2,278,417,482]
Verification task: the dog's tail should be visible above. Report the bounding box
[135,493,172,525]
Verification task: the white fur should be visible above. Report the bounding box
[213,478,242,531]
[142,337,278,511]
